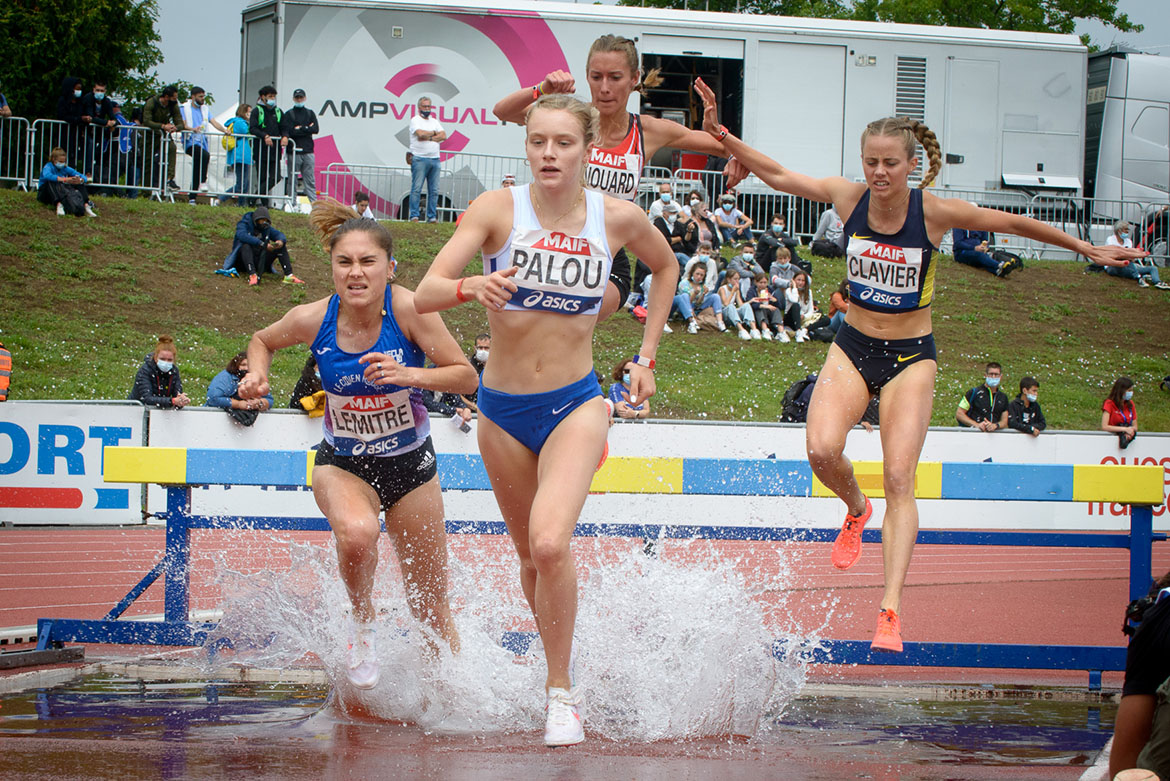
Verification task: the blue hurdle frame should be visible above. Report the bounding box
[37,455,1167,689]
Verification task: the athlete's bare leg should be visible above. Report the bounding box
[874,359,936,615]
[383,475,460,652]
[313,465,382,624]
[805,342,873,517]
[478,399,608,691]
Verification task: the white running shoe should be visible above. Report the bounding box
[778,330,792,343]
[1138,277,1151,288]
[750,329,761,340]
[347,623,380,689]
[1156,281,1170,291]
[84,203,97,218]
[56,202,65,216]
[716,318,727,332]
[795,328,808,343]
[738,329,751,341]
[761,329,773,341]
[663,323,673,334]
[687,320,700,334]
[544,686,584,746]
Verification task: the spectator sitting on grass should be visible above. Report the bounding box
[1007,376,1046,437]
[37,146,96,217]
[647,181,674,222]
[828,279,849,333]
[684,241,719,290]
[653,201,697,267]
[714,192,752,244]
[675,263,724,334]
[461,333,491,412]
[810,205,844,258]
[954,223,1019,278]
[758,213,801,269]
[219,206,304,286]
[719,268,755,340]
[1106,221,1169,290]
[1102,376,1138,449]
[769,245,800,293]
[683,190,720,250]
[207,350,272,413]
[783,270,830,343]
[607,358,650,420]
[749,272,784,341]
[353,191,375,219]
[129,334,191,409]
[727,239,764,294]
[288,354,325,416]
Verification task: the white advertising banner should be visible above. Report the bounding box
[0,401,146,525]
[142,406,1170,534]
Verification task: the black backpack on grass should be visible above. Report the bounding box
[780,374,818,423]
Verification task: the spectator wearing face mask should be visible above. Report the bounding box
[1008,376,1046,437]
[608,358,650,420]
[281,88,319,202]
[180,87,229,202]
[768,245,800,293]
[811,206,845,258]
[207,350,272,412]
[220,206,303,285]
[289,355,325,416]
[38,146,96,217]
[1102,376,1138,449]
[714,193,752,243]
[653,201,698,268]
[1106,221,1168,290]
[647,181,674,222]
[727,239,764,294]
[676,263,723,334]
[956,362,1009,431]
[130,334,191,409]
[684,241,719,290]
[749,272,784,341]
[461,333,491,411]
[141,85,187,192]
[758,213,801,268]
[683,190,720,251]
[80,80,117,182]
[719,268,755,340]
[251,85,284,207]
[56,77,87,168]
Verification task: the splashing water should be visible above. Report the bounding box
[203,535,821,741]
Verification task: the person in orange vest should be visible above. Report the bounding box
[0,342,10,401]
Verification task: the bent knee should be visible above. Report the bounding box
[806,434,845,469]
[331,517,380,552]
[529,535,571,572]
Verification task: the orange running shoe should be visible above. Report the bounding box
[871,608,903,652]
[830,495,871,570]
[596,441,609,472]
[248,273,259,286]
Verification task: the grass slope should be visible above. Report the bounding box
[2,189,1169,430]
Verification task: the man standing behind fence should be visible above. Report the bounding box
[251,85,283,208]
[80,81,116,182]
[280,88,318,204]
[180,87,228,203]
[142,85,186,193]
[408,96,445,222]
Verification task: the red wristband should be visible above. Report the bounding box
[455,278,469,303]
[716,125,728,140]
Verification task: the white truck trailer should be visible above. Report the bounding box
[241,0,1088,219]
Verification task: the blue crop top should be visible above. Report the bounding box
[310,286,430,457]
[843,188,937,314]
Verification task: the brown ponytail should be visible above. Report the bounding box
[860,116,943,188]
[309,198,394,259]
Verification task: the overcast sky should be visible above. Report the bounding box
[155,0,1169,107]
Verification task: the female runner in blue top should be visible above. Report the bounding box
[415,94,677,747]
[694,78,1143,654]
[238,201,478,690]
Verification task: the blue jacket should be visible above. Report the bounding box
[39,162,86,187]
[953,228,990,254]
[205,369,273,409]
[223,211,288,270]
[224,116,253,166]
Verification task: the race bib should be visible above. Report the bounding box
[585,148,640,200]
[500,228,609,315]
[325,389,417,456]
[847,236,926,311]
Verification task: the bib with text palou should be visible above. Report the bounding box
[585,147,640,201]
[846,236,928,312]
[503,228,610,316]
[325,389,417,457]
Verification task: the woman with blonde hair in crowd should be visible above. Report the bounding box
[237,200,477,690]
[416,93,676,746]
[695,78,1143,653]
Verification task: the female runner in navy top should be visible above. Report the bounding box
[493,34,738,319]
[238,201,478,690]
[416,94,677,747]
[695,78,1143,654]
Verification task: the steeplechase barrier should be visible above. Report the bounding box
[35,446,1166,686]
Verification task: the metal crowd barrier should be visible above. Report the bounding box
[0,116,30,189]
[170,130,296,209]
[30,118,167,201]
[35,447,1166,688]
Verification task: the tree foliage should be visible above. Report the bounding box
[618,0,1143,42]
[0,0,169,119]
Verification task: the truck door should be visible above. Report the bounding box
[1122,101,1170,200]
[243,7,278,103]
[944,58,1000,191]
[639,34,745,169]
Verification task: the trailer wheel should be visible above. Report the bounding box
[1149,236,1168,268]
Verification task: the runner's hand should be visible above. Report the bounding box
[1086,244,1144,267]
[360,353,413,386]
[473,267,520,311]
[694,78,721,139]
[723,156,749,189]
[541,70,575,96]
[627,364,656,406]
[238,371,269,399]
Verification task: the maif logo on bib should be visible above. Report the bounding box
[506,229,609,315]
[847,236,924,309]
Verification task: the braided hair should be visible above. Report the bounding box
[861,117,943,189]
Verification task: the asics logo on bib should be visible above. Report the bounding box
[858,287,903,307]
[522,290,583,312]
